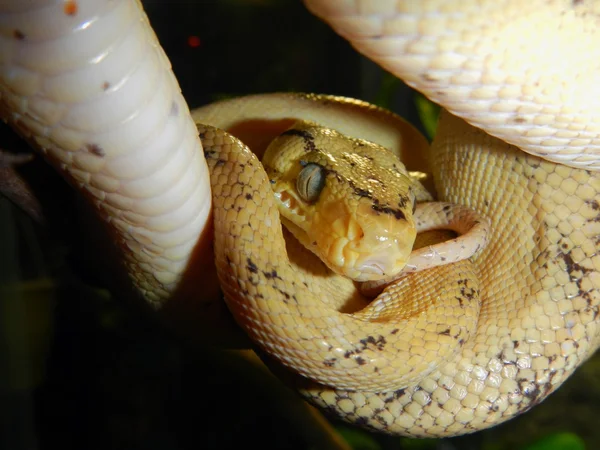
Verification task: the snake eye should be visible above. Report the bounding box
[296,163,325,203]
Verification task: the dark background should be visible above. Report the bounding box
[1,1,598,449]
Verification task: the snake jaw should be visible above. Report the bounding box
[288,195,416,282]
[343,201,417,281]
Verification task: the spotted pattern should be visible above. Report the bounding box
[4,0,597,437]
[202,122,483,394]
[293,112,600,437]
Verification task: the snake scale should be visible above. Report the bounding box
[1,0,599,438]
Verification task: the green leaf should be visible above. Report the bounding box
[334,426,381,450]
[414,93,440,141]
[398,437,439,450]
[373,72,402,110]
[521,432,586,450]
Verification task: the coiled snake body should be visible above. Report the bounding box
[1,0,599,438]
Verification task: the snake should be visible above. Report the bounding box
[196,109,489,393]
[1,0,599,439]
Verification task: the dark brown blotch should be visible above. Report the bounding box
[372,201,406,220]
[398,194,409,209]
[420,73,438,82]
[246,258,258,274]
[263,269,281,280]
[281,128,316,152]
[170,101,179,117]
[360,335,387,351]
[84,143,105,157]
[323,358,337,367]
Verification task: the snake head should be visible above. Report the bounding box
[262,121,417,282]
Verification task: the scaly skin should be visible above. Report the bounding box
[201,122,483,395]
[1,0,599,438]
[0,0,210,305]
[305,0,600,169]
[296,112,600,436]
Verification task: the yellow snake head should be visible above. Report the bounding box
[262,121,418,282]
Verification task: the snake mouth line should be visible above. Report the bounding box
[277,190,306,218]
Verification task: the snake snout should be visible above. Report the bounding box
[317,202,416,282]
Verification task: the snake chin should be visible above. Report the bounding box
[349,250,409,282]
[356,260,386,278]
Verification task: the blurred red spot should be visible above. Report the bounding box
[187,35,201,48]
[64,0,78,16]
